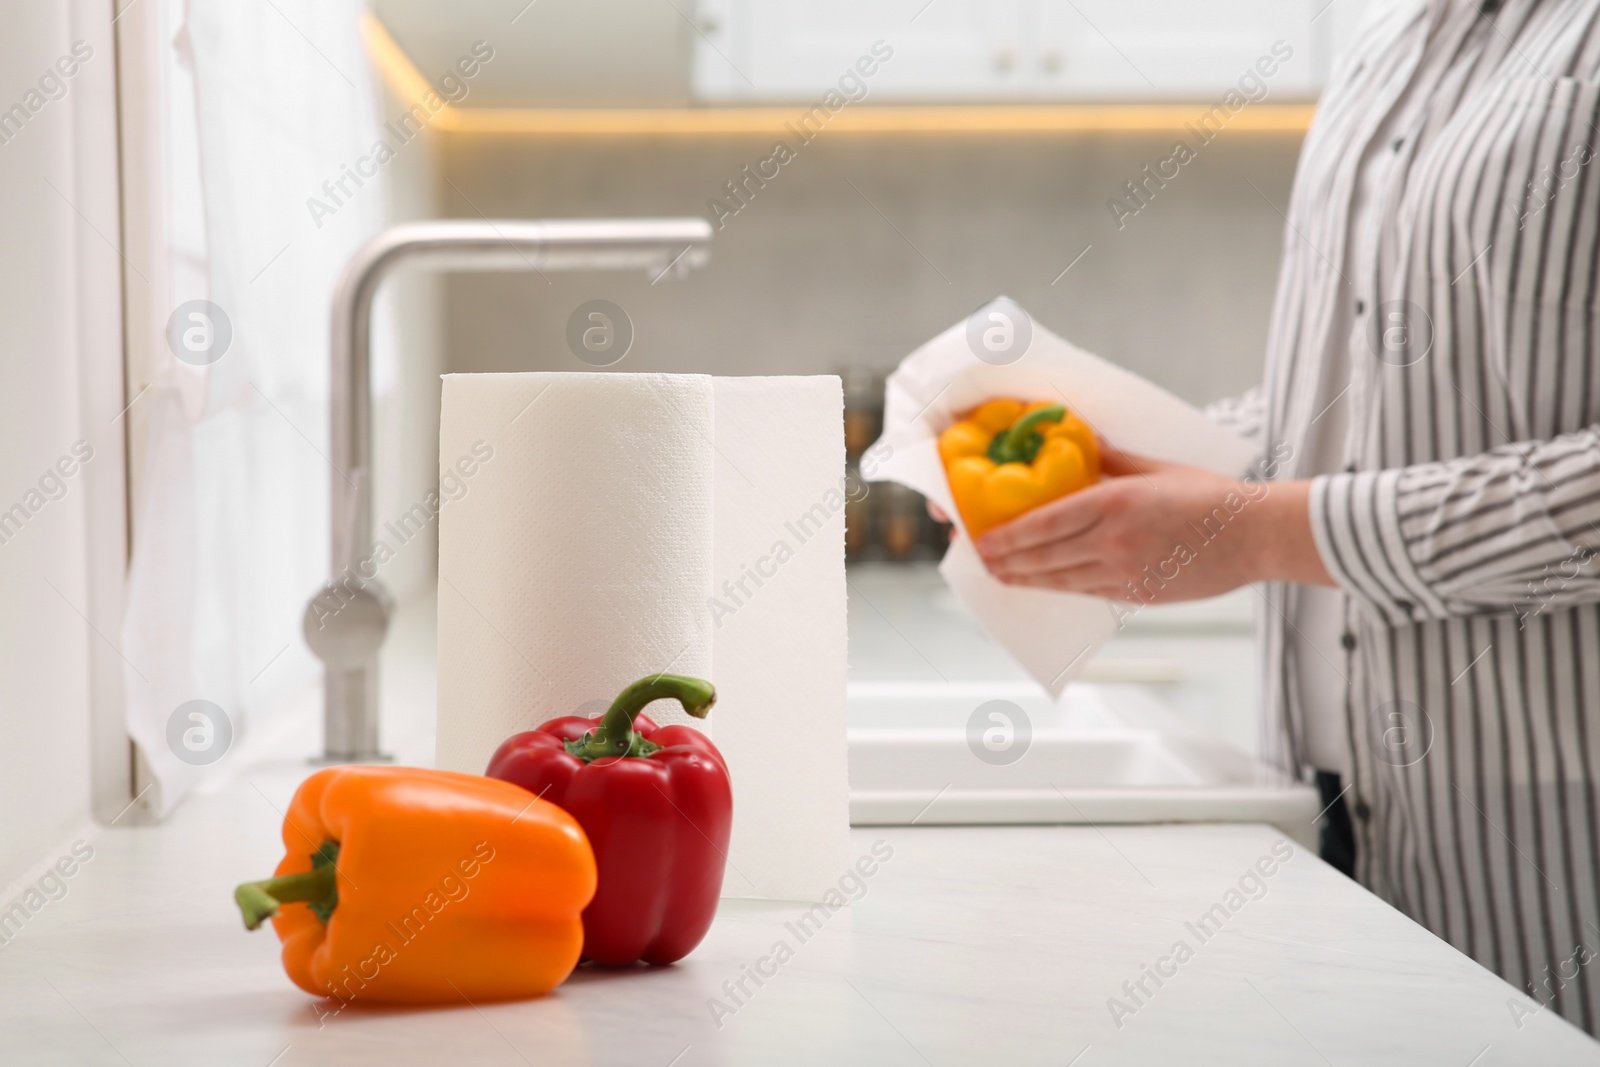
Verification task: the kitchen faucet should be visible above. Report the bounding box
[304,218,713,762]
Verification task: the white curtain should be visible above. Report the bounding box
[123,0,392,816]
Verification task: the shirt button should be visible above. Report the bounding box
[1392,138,1405,152]
[1395,599,1416,616]
[1355,799,1372,821]
[1341,631,1357,651]
[1345,464,1357,474]
[1355,300,1366,315]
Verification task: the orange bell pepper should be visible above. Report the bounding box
[234,766,596,1005]
[937,399,1100,540]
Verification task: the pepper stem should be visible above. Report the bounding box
[566,674,716,762]
[989,404,1066,465]
[235,841,340,930]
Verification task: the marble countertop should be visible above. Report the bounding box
[3,758,1597,1066]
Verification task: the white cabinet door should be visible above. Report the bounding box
[1035,0,1318,100]
[375,0,693,106]
[694,0,1024,102]
[696,0,1324,103]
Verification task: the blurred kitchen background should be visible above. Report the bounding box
[366,0,1362,758]
[3,0,1367,875]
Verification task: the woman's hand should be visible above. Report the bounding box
[972,444,1333,602]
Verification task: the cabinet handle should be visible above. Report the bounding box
[993,47,1016,72]
[1040,48,1064,73]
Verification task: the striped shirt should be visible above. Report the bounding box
[1217,0,1600,1033]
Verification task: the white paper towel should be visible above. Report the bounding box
[436,371,851,904]
[870,298,1259,698]
[711,376,851,902]
[435,372,715,775]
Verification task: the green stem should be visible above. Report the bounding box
[988,405,1066,465]
[235,841,340,930]
[566,674,716,762]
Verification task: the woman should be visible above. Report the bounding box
[978,0,1600,1034]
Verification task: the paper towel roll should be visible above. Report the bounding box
[435,372,715,774]
[436,371,852,905]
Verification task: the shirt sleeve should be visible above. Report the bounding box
[1309,428,1600,625]
[1203,385,1268,469]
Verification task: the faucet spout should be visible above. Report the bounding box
[310,218,712,762]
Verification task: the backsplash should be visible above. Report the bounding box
[436,129,1301,404]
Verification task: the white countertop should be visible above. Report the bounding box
[3,758,1598,1066]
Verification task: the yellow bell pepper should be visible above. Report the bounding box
[937,399,1100,540]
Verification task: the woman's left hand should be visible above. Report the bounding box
[973,444,1333,602]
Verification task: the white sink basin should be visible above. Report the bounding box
[848,681,1319,845]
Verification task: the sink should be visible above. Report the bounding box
[844,562,1320,843]
[847,681,1320,846]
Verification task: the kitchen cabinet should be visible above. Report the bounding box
[693,0,1341,103]
[372,0,694,108]
[371,0,1369,109]
[692,0,1024,102]
[1036,0,1321,99]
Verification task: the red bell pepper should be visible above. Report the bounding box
[485,674,731,966]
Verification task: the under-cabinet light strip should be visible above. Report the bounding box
[364,14,1315,136]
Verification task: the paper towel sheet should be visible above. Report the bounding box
[435,372,715,776]
[871,298,1259,698]
[712,377,851,902]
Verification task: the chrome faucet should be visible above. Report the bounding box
[303,218,713,762]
